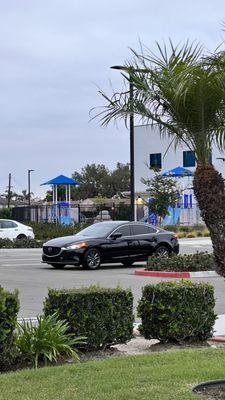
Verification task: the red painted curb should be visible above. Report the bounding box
[210,336,225,342]
[134,269,190,278]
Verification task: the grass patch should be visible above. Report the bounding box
[0,348,225,399]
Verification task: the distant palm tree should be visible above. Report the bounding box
[96,41,225,276]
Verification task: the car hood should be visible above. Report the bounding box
[43,234,96,247]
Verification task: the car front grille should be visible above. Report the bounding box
[43,246,61,257]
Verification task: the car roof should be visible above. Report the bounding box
[99,221,160,228]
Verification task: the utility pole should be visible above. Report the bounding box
[7,173,12,208]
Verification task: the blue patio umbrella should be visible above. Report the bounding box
[161,166,193,177]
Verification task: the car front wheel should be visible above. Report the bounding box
[154,245,170,257]
[82,248,101,270]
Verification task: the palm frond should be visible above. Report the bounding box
[94,39,225,165]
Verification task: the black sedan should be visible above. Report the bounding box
[42,221,179,270]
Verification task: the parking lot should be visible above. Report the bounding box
[1,237,225,318]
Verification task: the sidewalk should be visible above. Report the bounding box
[212,314,225,341]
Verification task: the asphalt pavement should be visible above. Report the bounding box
[1,237,224,319]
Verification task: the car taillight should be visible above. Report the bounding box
[28,228,33,232]
[172,234,178,240]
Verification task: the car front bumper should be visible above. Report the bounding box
[172,244,179,254]
[42,248,85,265]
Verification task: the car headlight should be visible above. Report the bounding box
[66,242,88,250]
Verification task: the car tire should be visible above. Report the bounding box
[16,234,27,239]
[122,260,134,267]
[154,245,170,257]
[50,264,66,269]
[82,248,101,270]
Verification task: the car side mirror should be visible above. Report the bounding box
[110,232,122,240]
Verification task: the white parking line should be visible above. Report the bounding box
[0,263,42,267]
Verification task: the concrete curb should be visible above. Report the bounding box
[134,269,219,278]
[210,336,225,342]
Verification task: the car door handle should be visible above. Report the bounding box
[14,229,18,231]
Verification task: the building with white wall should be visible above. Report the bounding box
[134,124,225,225]
[134,123,225,194]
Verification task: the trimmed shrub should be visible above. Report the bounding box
[27,222,88,241]
[0,287,20,369]
[43,286,134,350]
[146,252,214,272]
[0,238,43,248]
[137,280,216,343]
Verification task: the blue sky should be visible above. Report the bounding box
[0,0,224,197]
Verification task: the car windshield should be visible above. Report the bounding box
[75,223,120,238]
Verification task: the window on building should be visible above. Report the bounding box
[150,153,162,170]
[183,151,195,168]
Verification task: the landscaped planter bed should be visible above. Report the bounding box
[134,252,217,277]
[193,380,225,399]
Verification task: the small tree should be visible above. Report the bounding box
[141,173,179,219]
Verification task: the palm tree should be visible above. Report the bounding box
[96,41,225,276]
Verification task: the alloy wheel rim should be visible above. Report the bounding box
[156,247,169,257]
[87,250,100,268]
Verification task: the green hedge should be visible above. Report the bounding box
[28,222,88,241]
[137,280,216,343]
[146,252,214,272]
[43,286,134,350]
[0,287,20,369]
[0,238,43,248]
[164,225,206,233]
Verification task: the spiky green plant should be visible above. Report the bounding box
[16,313,86,369]
[96,40,225,276]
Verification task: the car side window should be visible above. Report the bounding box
[113,225,131,237]
[1,221,17,229]
[131,225,157,235]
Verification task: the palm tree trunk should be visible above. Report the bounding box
[193,165,225,276]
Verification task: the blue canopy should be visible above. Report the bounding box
[161,166,193,177]
[41,174,79,186]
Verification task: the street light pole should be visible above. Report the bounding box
[111,65,135,221]
[28,169,34,206]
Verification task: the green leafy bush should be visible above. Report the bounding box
[0,238,43,248]
[0,287,19,370]
[0,208,12,219]
[27,222,88,241]
[137,280,216,343]
[44,286,134,350]
[146,252,214,272]
[16,313,85,368]
[164,225,209,237]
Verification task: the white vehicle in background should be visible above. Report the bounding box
[0,219,35,240]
